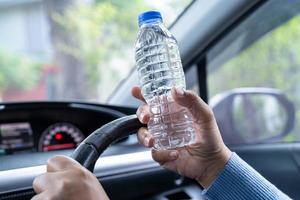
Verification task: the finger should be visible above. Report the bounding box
[136,104,151,124]
[31,192,48,200]
[151,149,179,164]
[131,86,146,102]
[33,173,52,194]
[162,161,178,173]
[137,127,154,147]
[47,155,79,172]
[171,87,214,124]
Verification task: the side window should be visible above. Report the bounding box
[185,64,199,95]
[207,0,300,145]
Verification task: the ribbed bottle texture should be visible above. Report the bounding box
[135,12,195,150]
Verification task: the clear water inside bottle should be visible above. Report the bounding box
[135,22,195,150]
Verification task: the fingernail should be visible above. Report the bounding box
[140,112,145,121]
[175,87,185,97]
[145,137,150,146]
[136,109,141,116]
[169,151,178,159]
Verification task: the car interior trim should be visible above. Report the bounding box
[0,150,159,193]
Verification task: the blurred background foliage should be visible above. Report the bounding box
[210,15,300,98]
[0,0,191,100]
[52,0,150,90]
[46,0,192,100]
[0,50,42,92]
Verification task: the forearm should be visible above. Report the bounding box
[202,153,291,200]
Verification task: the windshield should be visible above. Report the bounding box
[0,0,192,103]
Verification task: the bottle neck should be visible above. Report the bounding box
[139,19,163,28]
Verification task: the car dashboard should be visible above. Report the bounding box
[0,101,147,170]
[0,102,126,154]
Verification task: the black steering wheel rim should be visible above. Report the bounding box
[71,114,145,171]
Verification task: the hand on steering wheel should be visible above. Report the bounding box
[32,155,109,200]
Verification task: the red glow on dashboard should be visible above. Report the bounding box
[43,143,75,151]
[55,133,63,140]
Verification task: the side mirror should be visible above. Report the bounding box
[210,88,295,145]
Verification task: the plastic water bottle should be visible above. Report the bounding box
[135,11,195,150]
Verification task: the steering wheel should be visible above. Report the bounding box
[21,115,144,198]
[71,114,145,171]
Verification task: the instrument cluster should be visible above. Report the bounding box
[0,122,85,155]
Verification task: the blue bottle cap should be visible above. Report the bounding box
[138,11,163,27]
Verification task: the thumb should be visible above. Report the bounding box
[171,87,214,124]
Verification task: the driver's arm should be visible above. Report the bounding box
[32,155,109,200]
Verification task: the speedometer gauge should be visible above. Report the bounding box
[39,123,84,152]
